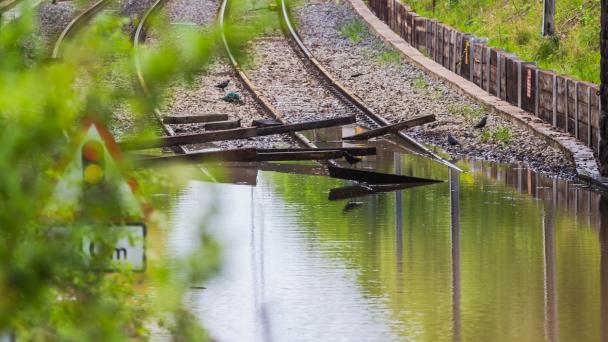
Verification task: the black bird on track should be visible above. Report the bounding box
[215,79,230,91]
[447,133,461,146]
[474,115,488,129]
[343,151,363,166]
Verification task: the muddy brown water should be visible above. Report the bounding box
[159,126,608,341]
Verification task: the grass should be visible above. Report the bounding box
[447,103,486,124]
[479,125,512,145]
[402,0,601,84]
[339,19,369,44]
[376,49,401,64]
[412,74,429,90]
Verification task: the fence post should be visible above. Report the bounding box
[600,0,608,175]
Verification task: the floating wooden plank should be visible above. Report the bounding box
[133,149,354,167]
[328,182,435,201]
[327,164,443,184]
[120,115,356,151]
[133,148,257,167]
[258,147,377,156]
[256,150,344,162]
[162,114,229,124]
[342,114,435,140]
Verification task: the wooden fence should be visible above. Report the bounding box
[368,0,601,154]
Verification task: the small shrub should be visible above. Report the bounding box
[492,125,512,145]
[480,130,491,143]
[339,19,368,44]
[376,49,401,64]
[412,75,429,91]
[514,29,532,45]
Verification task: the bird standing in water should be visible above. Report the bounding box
[447,134,461,146]
[215,79,230,91]
[474,115,488,129]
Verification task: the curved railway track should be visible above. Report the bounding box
[219,0,459,171]
[51,0,111,58]
[276,0,459,171]
[0,0,22,14]
[219,0,315,150]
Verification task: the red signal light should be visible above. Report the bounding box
[82,140,103,161]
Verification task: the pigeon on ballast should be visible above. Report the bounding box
[447,133,461,146]
[222,91,242,103]
[343,151,363,166]
[215,80,230,91]
[474,115,488,129]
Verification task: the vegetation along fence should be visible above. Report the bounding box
[368,0,602,155]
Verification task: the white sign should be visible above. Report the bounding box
[83,224,146,272]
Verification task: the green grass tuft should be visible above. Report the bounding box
[376,49,401,64]
[339,19,368,44]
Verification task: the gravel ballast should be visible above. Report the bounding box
[151,0,295,150]
[296,1,576,179]
[37,1,78,48]
[246,36,356,124]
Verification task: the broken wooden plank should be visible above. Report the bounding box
[162,114,229,124]
[327,164,443,184]
[120,115,356,151]
[258,147,376,156]
[342,114,435,140]
[133,149,353,167]
[256,150,344,162]
[132,148,257,167]
[204,119,241,131]
[328,183,436,201]
[252,119,281,127]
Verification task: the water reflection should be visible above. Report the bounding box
[450,168,461,342]
[161,128,608,341]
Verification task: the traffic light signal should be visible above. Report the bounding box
[82,140,105,186]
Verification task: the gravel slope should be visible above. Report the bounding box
[296,1,576,178]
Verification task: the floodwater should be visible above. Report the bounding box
[161,125,608,341]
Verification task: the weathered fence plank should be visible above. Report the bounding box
[520,63,537,114]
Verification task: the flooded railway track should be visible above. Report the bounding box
[219,0,459,173]
[134,0,297,158]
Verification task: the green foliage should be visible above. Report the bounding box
[403,0,601,83]
[447,103,486,123]
[492,125,512,144]
[0,0,265,339]
[412,74,430,91]
[339,18,368,44]
[479,125,512,145]
[375,48,401,64]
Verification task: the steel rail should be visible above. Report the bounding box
[134,0,224,182]
[0,0,22,14]
[133,0,183,146]
[51,0,110,58]
[277,0,462,172]
[219,0,316,150]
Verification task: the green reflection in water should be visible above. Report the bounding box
[262,152,603,341]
